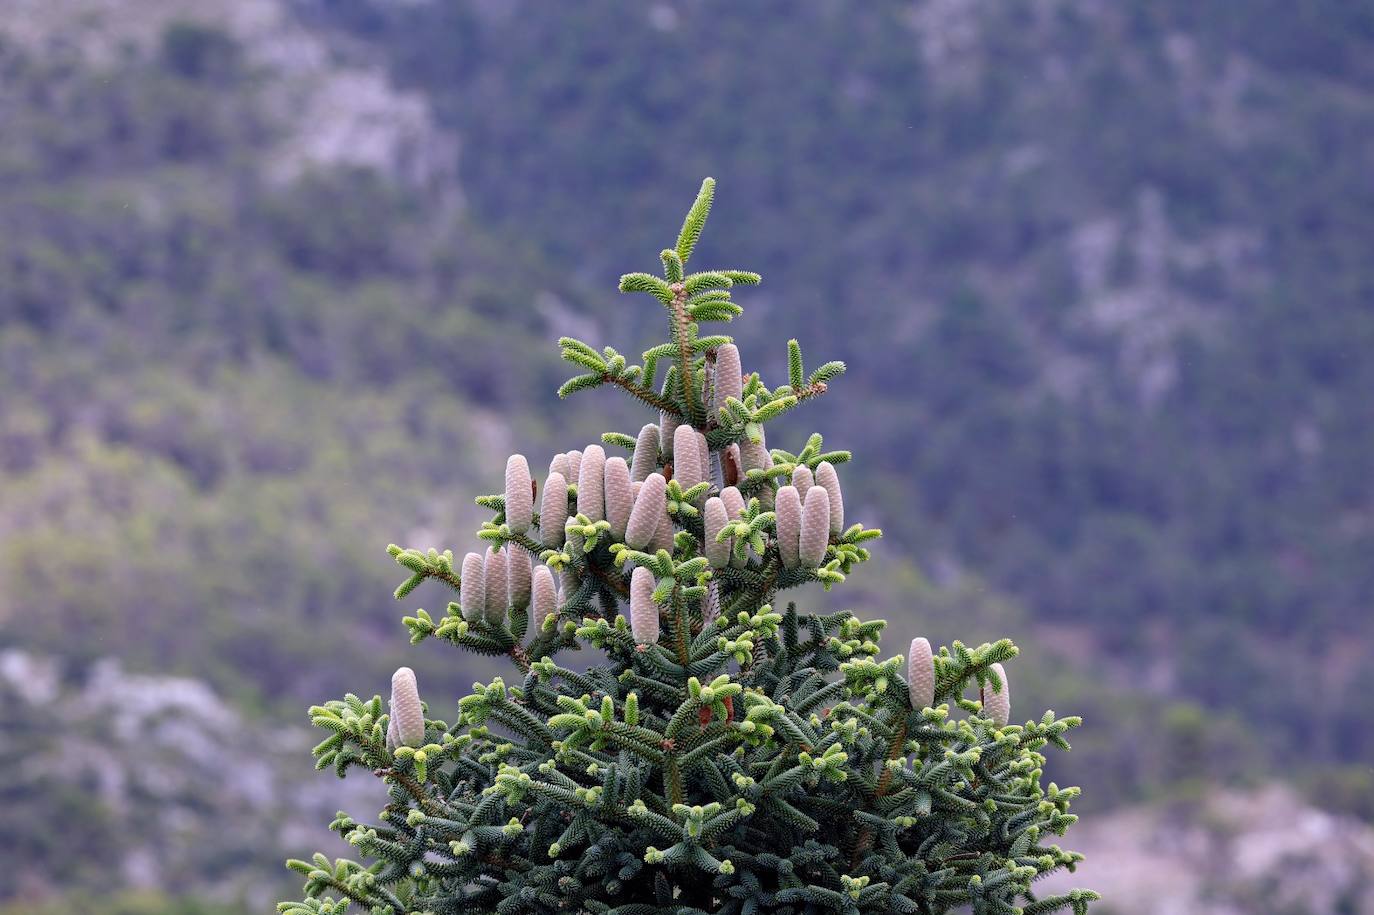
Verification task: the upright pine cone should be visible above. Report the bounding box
[459,551,485,622]
[775,485,802,569]
[659,411,680,458]
[565,449,583,488]
[703,496,731,569]
[540,471,568,549]
[908,637,935,710]
[387,666,425,749]
[695,430,710,486]
[740,434,769,474]
[630,423,660,482]
[985,663,1012,728]
[673,424,704,491]
[483,546,508,625]
[603,456,634,541]
[798,485,830,568]
[714,343,743,411]
[626,472,667,550]
[629,566,659,645]
[504,454,533,534]
[650,507,675,552]
[559,568,579,607]
[739,433,774,508]
[814,460,845,536]
[531,564,557,631]
[576,445,606,522]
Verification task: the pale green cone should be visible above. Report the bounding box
[673,423,703,490]
[815,460,844,536]
[576,444,606,522]
[659,411,679,457]
[626,472,666,550]
[695,430,710,488]
[739,436,769,473]
[459,551,485,622]
[907,637,934,710]
[559,568,579,607]
[985,663,1011,728]
[775,485,802,569]
[703,496,731,568]
[798,485,830,568]
[507,548,532,612]
[629,565,659,645]
[531,564,557,630]
[650,504,675,552]
[714,343,743,413]
[388,666,426,749]
[603,456,633,541]
[504,454,533,534]
[539,471,568,549]
[631,423,660,482]
[483,546,508,625]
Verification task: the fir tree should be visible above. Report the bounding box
[282,179,1098,915]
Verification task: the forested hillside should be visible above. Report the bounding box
[303,0,1374,766]
[2,1,1372,911]
[0,8,571,709]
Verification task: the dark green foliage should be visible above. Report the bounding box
[284,183,1095,915]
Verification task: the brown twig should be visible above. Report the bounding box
[589,559,631,598]
[721,558,780,619]
[604,373,681,416]
[375,767,445,816]
[665,754,685,807]
[422,567,463,593]
[670,284,701,426]
[875,721,908,799]
[852,719,908,866]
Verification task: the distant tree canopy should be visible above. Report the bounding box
[309,0,1374,768]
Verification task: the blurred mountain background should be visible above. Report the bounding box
[2,1,1372,912]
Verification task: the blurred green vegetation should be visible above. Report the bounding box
[0,25,582,714]
[310,0,1374,769]
[0,894,243,915]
